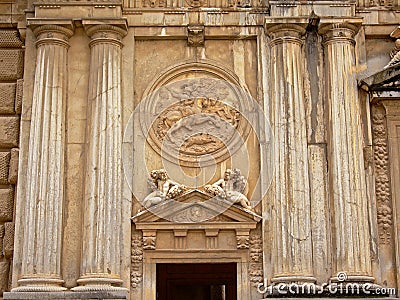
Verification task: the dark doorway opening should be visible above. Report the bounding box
[156,263,237,300]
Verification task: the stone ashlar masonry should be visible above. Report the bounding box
[0,28,23,297]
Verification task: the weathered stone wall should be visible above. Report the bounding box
[0,0,400,298]
[0,28,24,297]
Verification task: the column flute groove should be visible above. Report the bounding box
[265,21,315,285]
[72,23,127,292]
[12,23,74,292]
[319,21,374,283]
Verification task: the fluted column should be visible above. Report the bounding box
[12,23,73,291]
[266,22,315,284]
[72,23,127,291]
[319,22,374,283]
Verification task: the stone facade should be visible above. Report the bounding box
[0,1,25,295]
[0,0,400,299]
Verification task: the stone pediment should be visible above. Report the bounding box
[360,63,400,92]
[132,189,262,224]
[132,190,261,251]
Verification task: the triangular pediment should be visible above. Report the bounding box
[360,63,400,92]
[132,189,261,224]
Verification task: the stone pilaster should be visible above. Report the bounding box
[12,23,74,292]
[265,21,315,284]
[72,23,127,291]
[319,21,374,283]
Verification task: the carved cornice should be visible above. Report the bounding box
[27,20,74,48]
[319,20,362,45]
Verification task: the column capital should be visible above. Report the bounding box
[27,19,74,48]
[318,19,362,44]
[265,18,308,45]
[83,19,128,48]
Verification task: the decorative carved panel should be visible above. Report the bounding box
[123,0,267,9]
[249,234,263,287]
[142,77,252,167]
[372,104,393,244]
[131,232,143,289]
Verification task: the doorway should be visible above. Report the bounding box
[156,263,237,300]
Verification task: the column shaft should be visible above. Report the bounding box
[266,23,315,283]
[320,23,374,282]
[13,24,73,291]
[73,24,127,291]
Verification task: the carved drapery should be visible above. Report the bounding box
[12,23,73,292]
[72,23,128,291]
[266,22,315,284]
[320,22,374,283]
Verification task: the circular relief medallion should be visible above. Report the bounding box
[140,78,252,167]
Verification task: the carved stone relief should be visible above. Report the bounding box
[385,27,400,69]
[169,205,216,223]
[142,168,253,211]
[248,234,263,287]
[131,232,143,289]
[142,169,187,208]
[187,26,204,47]
[141,77,252,167]
[236,235,249,249]
[153,98,240,156]
[126,0,262,8]
[143,232,156,250]
[372,104,393,244]
[205,168,252,210]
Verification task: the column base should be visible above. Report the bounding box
[11,277,67,292]
[4,291,128,299]
[271,275,317,284]
[71,275,127,292]
[330,273,375,283]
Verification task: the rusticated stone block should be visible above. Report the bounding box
[0,152,10,184]
[0,49,24,81]
[0,83,16,114]
[0,188,13,222]
[0,224,4,259]
[0,30,23,48]
[3,222,14,258]
[0,116,19,148]
[0,261,9,294]
[15,79,23,114]
[8,149,18,184]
